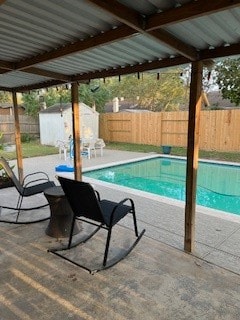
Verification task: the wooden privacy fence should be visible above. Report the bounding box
[0,115,39,143]
[100,109,240,152]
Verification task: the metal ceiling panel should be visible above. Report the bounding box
[0,71,49,88]
[0,0,239,90]
[0,0,121,61]
[165,8,240,50]
[37,35,175,76]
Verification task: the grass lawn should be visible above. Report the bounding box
[106,142,240,163]
[1,141,58,160]
[1,141,239,163]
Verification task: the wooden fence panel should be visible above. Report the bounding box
[0,115,39,143]
[100,109,240,152]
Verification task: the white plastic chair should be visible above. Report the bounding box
[55,140,68,160]
[94,139,106,157]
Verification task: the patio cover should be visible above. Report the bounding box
[0,0,240,252]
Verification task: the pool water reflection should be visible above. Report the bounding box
[84,157,240,215]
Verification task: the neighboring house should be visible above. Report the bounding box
[39,102,99,146]
[104,98,150,113]
[0,103,25,115]
[206,91,239,109]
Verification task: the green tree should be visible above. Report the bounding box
[0,91,11,103]
[79,81,111,113]
[44,87,70,107]
[21,91,39,116]
[106,70,185,111]
[216,58,240,106]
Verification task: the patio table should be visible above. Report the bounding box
[44,186,81,238]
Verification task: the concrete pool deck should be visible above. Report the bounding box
[0,150,240,319]
[6,149,240,275]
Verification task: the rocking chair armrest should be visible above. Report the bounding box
[22,171,50,187]
[94,189,101,201]
[109,197,135,222]
[116,197,134,208]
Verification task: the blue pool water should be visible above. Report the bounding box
[84,157,240,215]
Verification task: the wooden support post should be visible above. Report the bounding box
[71,82,82,181]
[184,61,203,253]
[12,91,23,183]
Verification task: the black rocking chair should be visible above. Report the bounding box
[0,157,55,224]
[49,176,145,274]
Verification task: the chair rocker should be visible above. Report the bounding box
[49,176,145,274]
[0,157,55,224]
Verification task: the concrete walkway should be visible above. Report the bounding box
[0,150,240,319]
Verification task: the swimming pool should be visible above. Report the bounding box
[84,157,240,216]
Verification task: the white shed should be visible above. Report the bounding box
[39,102,99,146]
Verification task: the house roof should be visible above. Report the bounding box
[0,103,25,109]
[207,91,239,109]
[0,0,240,92]
[39,102,98,114]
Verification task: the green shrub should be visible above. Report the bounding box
[0,132,3,150]
[21,133,36,143]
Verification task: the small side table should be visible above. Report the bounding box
[44,186,81,238]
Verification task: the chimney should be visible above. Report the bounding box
[112,97,119,113]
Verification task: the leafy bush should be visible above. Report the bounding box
[21,133,36,143]
[0,132,3,150]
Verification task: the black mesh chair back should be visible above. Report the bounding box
[0,156,55,224]
[0,157,23,194]
[51,176,145,274]
[58,177,104,223]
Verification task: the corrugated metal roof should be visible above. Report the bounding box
[0,0,240,91]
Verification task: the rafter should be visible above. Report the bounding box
[13,79,68,93]
[16,25,135,70]
[72,56,189,82]
[86,0,198,61]
[148,30,198,61]
[1,1,239,91]
[200,43,240,60]
[4,0,232,82]
[0,60,15,70]
[22,68,71,82]
[0,63,71,81]
[146,0,240,31]
[85,0,143,30]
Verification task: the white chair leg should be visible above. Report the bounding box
[64,148,67,161]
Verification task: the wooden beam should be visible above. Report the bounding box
[146,0,240,31]
[87,0,198,61]
[86,0,143,30]
[13,80,68,92]
[72,56,189,82]
[0,63,71,82]
[23,67,71,82]
[0,87,13,92]
[200,43,240,60]
[0,68,10,75]
[7,41,239,93]
[184,61,203,253]
[15,25,135,70]
[71,82,82,181]
[0,60,15,70]
[11,56,189,92]
[12,91,24,184]
[148,29,198,61]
